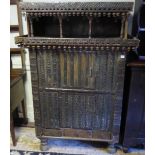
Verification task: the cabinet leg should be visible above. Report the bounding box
[21,99,28,124]
[107,143,117,154]
[122,146,129,153]
[10,113,16,146]
[40,138,48,151]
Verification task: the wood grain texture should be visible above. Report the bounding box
[41,90,113,131]
[112,50,126,142]
[29,48,42,129]
[42,128,112,142]
[123,62,145,147]
[28,46,130,143]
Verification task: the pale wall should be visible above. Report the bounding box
[10,4,34,122]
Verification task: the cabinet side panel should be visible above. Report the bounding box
[29,48,42,134]
[123,67,145,146]
[112,50,126,142]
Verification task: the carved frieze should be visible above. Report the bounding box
[19,2,133,13]
[15,37,139,50]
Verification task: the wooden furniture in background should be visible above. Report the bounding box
[15,2,139,153]
[10,48,27,146]
[122,60,145,152]
[10,0,23,35]
[10,74,26,146]
[10,0,17,5]
[10,25,19,32]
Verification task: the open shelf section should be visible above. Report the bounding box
[33,16,60,37]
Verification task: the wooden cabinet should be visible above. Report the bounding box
[122,61,145,151]
[15,2,139,153]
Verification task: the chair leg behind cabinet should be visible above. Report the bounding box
[21,99,28,124]
[10,113,16,146]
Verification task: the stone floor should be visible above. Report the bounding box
[10,127,145,155]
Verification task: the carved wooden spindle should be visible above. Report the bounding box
[88,17,92,38]
[124,14,129,39]
[59,16,63,38]
[120,15,125,39]
[29,17,34,37]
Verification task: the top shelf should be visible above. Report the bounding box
[19,2,134,13]
[20,2,134,39]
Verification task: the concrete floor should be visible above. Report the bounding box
[10,127,145,155]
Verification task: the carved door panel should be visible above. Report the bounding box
[36,48,124,135]
[37,49,117,91]
[40,91,114,131]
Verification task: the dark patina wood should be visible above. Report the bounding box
[10,0,17,5]
[10,25,19,32]
[122,60,145,150]
[15,2,139,153]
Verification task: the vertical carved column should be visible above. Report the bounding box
[29,17,34,37]
[88,17,92,38]
[17,1,23,35]
[124,14,129,39]
[112,49,127,143]
[120,15,125,38]
[59,16,63,38]
[29,47,39,125]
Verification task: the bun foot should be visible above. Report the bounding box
[123,147,129,153]
[40,138,48,151]
[107,144,117,154]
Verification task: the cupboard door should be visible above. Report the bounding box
[36,49,125,137]
[40,91,114,132]
[36,49,118,92]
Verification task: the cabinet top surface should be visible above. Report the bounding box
[19,2,134,13]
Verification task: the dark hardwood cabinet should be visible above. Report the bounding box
[122,60,145,151]
[15,2,139,153]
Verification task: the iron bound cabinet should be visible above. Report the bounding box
[15,2,139,153]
